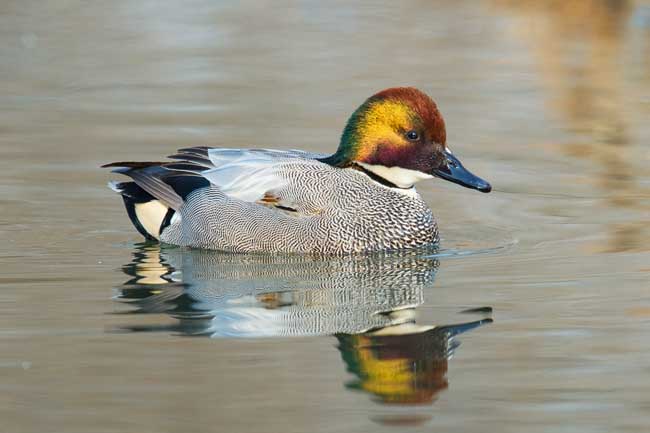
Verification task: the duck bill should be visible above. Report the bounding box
[432,150,491,193]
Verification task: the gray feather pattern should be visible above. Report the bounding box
[107,147,439,253]
[159,150,438,253]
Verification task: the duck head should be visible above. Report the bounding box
[322,87,491,192]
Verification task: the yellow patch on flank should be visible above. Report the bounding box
[355,100,415,160]
[135,200,168,240]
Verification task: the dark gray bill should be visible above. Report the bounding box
[432,151,491,193]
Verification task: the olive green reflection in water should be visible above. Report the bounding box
[114,244,491,409]
[337,318,488,407]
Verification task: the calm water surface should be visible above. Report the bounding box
[1,1,649,432]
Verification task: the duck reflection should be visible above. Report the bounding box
[114,243,491,407]
[337,311,488,406]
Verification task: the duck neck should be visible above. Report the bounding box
[318,101,368,168]
[318,151,352,168]
[319,152,419,190]
[350,163,401,189]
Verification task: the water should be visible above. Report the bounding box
[1,1,649,432]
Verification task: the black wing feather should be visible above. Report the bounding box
[104,147,215,209]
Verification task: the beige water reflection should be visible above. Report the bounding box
[1,1,650,433]
[493,0,650,252]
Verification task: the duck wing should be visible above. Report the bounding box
[199,148,323,205]
[105,147,327,212]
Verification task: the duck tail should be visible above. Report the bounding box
[103,151,212,240]
[108,181,175,241]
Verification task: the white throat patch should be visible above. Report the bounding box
[356,162,433,189]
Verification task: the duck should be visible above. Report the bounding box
[104,87,491,254]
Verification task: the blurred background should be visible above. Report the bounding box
[1,1,649,432]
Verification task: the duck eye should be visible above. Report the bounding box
[406,130,419,141]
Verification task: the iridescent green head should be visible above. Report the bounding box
[322,87,491,192]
